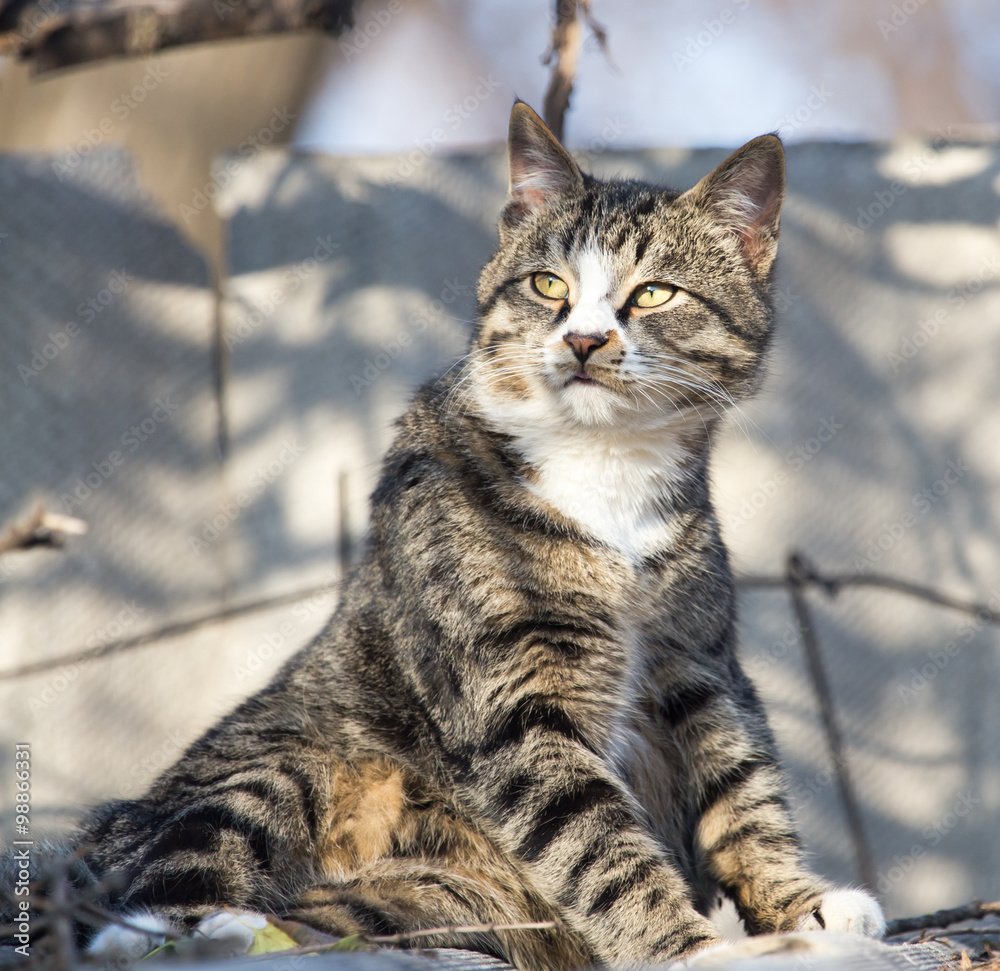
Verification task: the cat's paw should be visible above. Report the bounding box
[86,908,271,964]
[86,911,174,964]
[192,909,270,957]
[797,888,885,937]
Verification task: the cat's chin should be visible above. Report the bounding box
[558,381,622,427]
[557,382,691,435]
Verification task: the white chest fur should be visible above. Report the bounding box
[519,428,691,563]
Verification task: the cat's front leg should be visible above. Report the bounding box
[683,683,884,938]
[451,700,723,967]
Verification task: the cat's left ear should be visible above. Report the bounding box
[503,101,584,225]
[679,134,785,277]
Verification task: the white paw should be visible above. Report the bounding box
[797,888,886,937]
[86,911,173,963]
[193,909,269,956]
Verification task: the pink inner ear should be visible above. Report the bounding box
[510,149,568,209]
[713,158,783,269]
[506,104,583,216]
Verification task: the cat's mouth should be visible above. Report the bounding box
[560,368,627,396]
[566,367,605,386]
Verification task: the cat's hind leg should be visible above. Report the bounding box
[288,858,592,971]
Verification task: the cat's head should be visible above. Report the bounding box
[469,102,784,437]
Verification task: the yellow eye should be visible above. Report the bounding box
[531,272,569,300]
[632,283,676,309]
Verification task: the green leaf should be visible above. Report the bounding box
[330,933,369,951]
[246,919,301,954]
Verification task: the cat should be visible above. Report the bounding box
[56,102,884,969]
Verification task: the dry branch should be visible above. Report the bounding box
[0,504,87,555]
[886,901,1000,937]
[0,577,339,682]
[542,0,582,142]
[740,553,1000,624]
[268,920,559,957]
[785,553,876,891]
[541,0,610,142]
[0,0,355,74]
[369,920,558,945]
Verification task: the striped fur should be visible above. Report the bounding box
[31,104,884,968]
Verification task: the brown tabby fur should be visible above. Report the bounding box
[11,104,881,969]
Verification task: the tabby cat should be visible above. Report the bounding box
[77,103,883,968]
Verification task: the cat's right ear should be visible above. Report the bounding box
[503,102,584,227]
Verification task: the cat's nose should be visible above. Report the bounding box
[564,332,609,365]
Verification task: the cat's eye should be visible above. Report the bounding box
[531,272,570,300]
[631,283,677,309]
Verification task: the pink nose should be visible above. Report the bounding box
[564,332,608,364]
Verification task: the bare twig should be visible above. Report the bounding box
[369,920,558,945]
[785,553,876,891]
[0,504,87,555]
[886,901,1000,936]
[541,0,610,141]
[740,561,1000,625]
[0,0,355,74]
[3,548,994,689]
[47,858,78,970]
[282,920,559,957]
[0,577,340,682]
[337,468,351,575]
[542,0,583,142]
